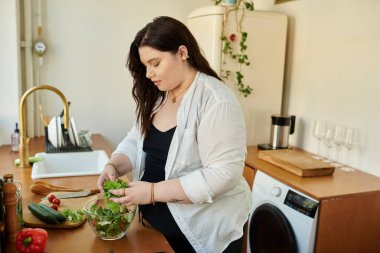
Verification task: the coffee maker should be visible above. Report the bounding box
[258,114,296,150]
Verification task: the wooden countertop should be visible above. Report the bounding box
[246,146,380,201]
[1,135,173,253]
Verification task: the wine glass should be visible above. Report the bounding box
[332,125,346,166]
[312,120,327,160]
[341,127,359,172]
[323,126,335,163]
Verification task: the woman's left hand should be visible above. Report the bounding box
[109,181,152,206]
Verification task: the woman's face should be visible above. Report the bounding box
[138,46,188,91]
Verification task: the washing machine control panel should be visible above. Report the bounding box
[284,190,319,218]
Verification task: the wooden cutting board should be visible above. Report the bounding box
[258,149,335,177]
[24,192,98,228]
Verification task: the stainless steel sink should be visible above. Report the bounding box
[31,150,109,179]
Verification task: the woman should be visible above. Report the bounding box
[97,16,251,253]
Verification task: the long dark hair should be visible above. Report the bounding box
[127,16,221,136]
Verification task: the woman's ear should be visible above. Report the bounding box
[178,45,190,60]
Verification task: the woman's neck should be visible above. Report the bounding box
[169,68,197,103]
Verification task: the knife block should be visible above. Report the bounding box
[44,127,92,153]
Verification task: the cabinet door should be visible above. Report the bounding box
[316,193,380,253]
[243,165,256,190]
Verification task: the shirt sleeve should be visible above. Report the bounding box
[179,100,247,204]
[112,121,140,170]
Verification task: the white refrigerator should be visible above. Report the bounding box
[187,6,288,146]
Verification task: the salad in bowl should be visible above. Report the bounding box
[84,179,136,240]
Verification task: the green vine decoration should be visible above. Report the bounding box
[213,0,254,97]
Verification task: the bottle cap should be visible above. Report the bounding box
[15,123,19,133]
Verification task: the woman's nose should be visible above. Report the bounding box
[146,67,154,79]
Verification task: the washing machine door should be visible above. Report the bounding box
[249,203,297,253]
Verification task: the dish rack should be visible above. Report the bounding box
[44,127,92,153]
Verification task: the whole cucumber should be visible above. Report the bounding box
[28,203,60,224]
[38,203,66,222]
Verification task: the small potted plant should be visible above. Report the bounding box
[212,0,255,97]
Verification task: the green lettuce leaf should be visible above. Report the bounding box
[102,178,128,214]
[103,179,128,198]
[62,208,85,223]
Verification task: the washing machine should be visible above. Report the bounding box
[247,170,319,253]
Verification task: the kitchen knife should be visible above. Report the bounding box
[42,191,94,200]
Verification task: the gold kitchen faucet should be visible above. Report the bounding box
[18,85,70,168]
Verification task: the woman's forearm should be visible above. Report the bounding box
[154,178,192,204]
[108,153,133,176]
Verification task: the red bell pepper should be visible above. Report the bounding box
[15,228,48,253]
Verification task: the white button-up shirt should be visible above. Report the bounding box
[114,72,252,253]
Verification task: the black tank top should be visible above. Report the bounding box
[141,123,175,183]
[140,123,195,252]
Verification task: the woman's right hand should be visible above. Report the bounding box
[97,163,119,192]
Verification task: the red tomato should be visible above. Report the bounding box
[51,204,59,210]
[48,194,56,203]
[52,198,61,205]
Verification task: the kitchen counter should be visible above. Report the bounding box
[246,146,380,201]
[0,135,173,253]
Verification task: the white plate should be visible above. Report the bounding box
[56,116,63,147]
[70,117,80,146]
[67,117,76,145]
[48,116,58,148]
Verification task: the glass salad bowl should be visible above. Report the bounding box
[84,198,136,240]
